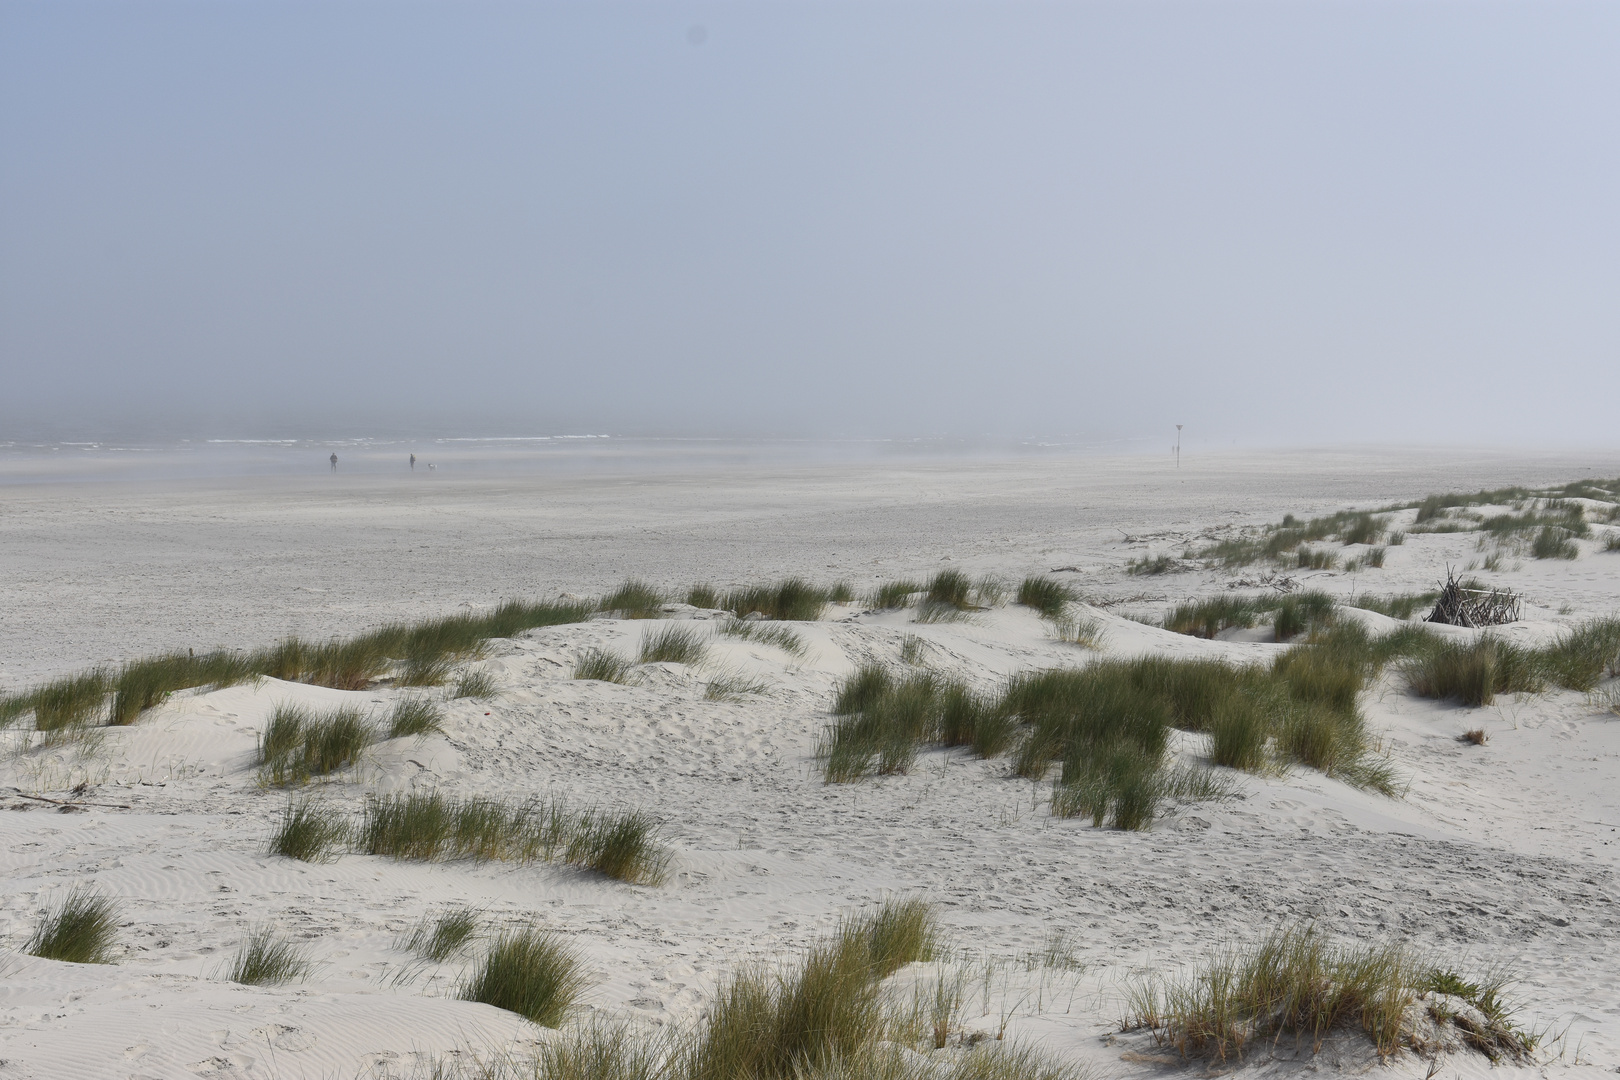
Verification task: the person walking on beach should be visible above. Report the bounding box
[330,453,338,472]
[410,453,416,470]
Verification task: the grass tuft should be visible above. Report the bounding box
[722,579,830,621]
[686,584,720,609]
[820,671,940,782]
[402,907,481,962]
[1295,547,1339,571]
[30,670,110,732]
[27,886,118,964]
[267,797,349,861]
[1017,576,1075,619]
[913,599,972,624]
[718,618,807,657]
[452,669,498,698]
[0,692,30,730]
[258,704,375,786]
[1048,613,1105,649]
[567,808,671,885]
[971,576,1007,607]
[1400,638,1541,707]
[1130,922,1534,1063]
[534,1019,670,1080]
[360,793,669,884]
[924,570,975,610]
[226,927,311,985]
[1,598,595,731]
[639,624,709,665]
[1531,526,1579,560]
[1272,591,1337,641]
[852,897,940,977]
[600,580,666,619]
[703,668,771,701]
[574,648,638,684]
[1339,513,1386,546]
[682,903,924,1080]
[1399,616,1620,704]
[387,696,445,739]
[1164,596,1265,639]
[461,926,587,1027]
[108,652,255,725]
[870,580,922,610]
[1208,698,1271,772]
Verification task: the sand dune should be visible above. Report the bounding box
[2,449,1618,1078]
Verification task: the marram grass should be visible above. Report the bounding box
[1127,922,1536,1063]
[402,907,481,962]
[27,886,119,964]
[226,927,311,985]
[639,624,709,664]
[258,704,375,786]
[461,926,587,1027]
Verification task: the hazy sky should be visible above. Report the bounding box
[2,2,1617,445]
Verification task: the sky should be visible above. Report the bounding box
[2,1,1617,446]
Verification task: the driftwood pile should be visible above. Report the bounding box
[1426,569,1522,627]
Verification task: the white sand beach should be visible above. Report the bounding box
[2,446,1619,1079]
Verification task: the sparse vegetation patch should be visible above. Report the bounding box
[1400,617,1620,705]
[1127,922,1535,1064]
[358,792,669,884]
[718,618,807,657]
[6,597,593,729]
[1127,554,1181,576]
[722,579,830,621]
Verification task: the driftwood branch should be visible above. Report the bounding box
[7,787,132,811]
[1426,567,1521,627]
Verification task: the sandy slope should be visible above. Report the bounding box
[2,448,1619,1079]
